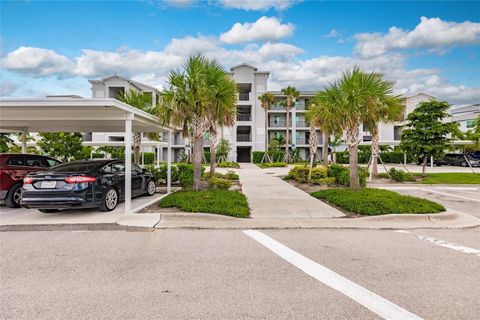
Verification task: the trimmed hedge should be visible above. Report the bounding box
[336,151,415,164]
[327,164,368,187]
[252,151,265,163]
[257,162,288,168]
[142,152,155,165]
[217,161,240,168]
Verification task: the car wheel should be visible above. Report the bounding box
[146,180,156,196]
[39,209,59,213]
[5,183,22,208]
[100,187,118,212]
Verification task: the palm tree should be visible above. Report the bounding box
[258,92,275,163]
[280,86,300,162]
[364,93,405,179]
[159,55,210,191]
[305,111,319,180]
[204,60,238,176]
[117,89,155,165]
[329,135,344,164]
[330,67,396,189]
[308,90,342,166]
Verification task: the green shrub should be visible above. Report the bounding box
[252,151,265,163]
[217,161,240,168]
[388,168,416,182]
[208,177,232,190]
[288,166,310,183]
[327,164,368,187]
[309,166,328,184]
[142,152,155,165]
[311,188,445,215]
[159,190,249,218]
[258,162,288,168]
[203,151,211,163]
[176,163,205,189]
[318,177,336,186]
[224,170,239,180]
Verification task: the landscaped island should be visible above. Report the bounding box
[311,188,445,216]
[159,190,249,218]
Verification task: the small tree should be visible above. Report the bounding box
[38,133,93,162]
[216,138,231,162]
[400,100,458,176]
[0,133,14,153]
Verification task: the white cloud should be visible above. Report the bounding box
[220,16,294,44]
[355,17,480,58]
[218,0,301,11]
[164,0,194,8]
[2,33,479,105]
[1,46,74,77]
[322,29,340,38]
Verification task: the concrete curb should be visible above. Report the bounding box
[155,211,480,230]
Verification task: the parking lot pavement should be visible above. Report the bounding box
[2,228,479,319]
[378,185,480,218]
[0,194,163,226]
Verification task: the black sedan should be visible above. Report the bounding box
[21,159,156,213]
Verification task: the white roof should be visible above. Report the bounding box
[0,98,171,133]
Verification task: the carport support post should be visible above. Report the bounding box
[156,143,160,168]
[21,128,27,153]
[430,156,434,168]
[167,130,172,193]
[125,112,134,214]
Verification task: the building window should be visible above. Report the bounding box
[296,115,300,124]
[274,116,280,125]
[466,119,476,128]
[296,132,301,141]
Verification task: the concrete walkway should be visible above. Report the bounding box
[238,163,344,219]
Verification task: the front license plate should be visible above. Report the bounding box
[41,181,56,189]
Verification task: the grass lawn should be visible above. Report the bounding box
[311,188,445,216]
[159,190,249,218]
[419,173,480,184]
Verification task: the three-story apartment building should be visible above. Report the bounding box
[86,65,437,163]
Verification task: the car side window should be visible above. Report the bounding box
[112,162,125,173]
[6,156,25,166]
[47,159,61,167]
[101,164,113,174]
[132,164,143,173]
[24,156,44,167]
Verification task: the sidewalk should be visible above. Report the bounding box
[239,163,344,219]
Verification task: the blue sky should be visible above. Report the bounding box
[1,0,479,105]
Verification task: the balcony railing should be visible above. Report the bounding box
[296,121,307,127]
[238,92,250,101]
[237,114,251,121]
[296,138,323,145]
[236,134,251,142]
[269,121,291,127]
[270,104,286,110]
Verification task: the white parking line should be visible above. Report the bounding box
[243,229,422,320]
[394,230,480,257]
[416,235,480,257]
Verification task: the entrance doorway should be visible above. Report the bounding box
[237,147,251,162]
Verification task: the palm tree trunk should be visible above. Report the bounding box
[209,127,217,176]
[322,131,329,166]
[264,108,270,162]
[285,106,290,162]
[309,122,318,168]
[371,129,380,179]
[133,132,141,165]
[193,135,203,191]
[347,124,361,190]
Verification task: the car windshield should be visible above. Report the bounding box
[47,162,105,173]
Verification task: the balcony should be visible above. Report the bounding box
[237,114,251,121]
[238,92,250,101]
[269,120,291,128]
[270,104,286,110]
[237,134,251,142]
[296,120,307,127]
